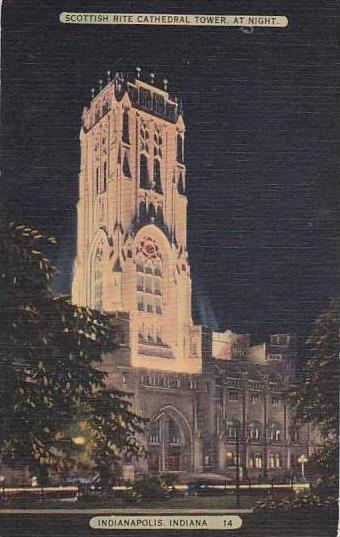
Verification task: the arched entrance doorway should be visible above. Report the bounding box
[147,409,191,473]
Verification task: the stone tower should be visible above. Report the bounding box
[72,72,202,374]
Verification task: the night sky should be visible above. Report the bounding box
[1,0,338,343]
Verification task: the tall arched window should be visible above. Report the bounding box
[177,134,184,163]
[139,201,147,223]
[269,423,281,442]
[93,241,105,310]
[103,162,107,192]
[123,152,131,178]
[140,154,149,189]
[122,110,129,144]
[169,418,181,445]
[290,426,300,442]
[226,419,240,439]
[153,159,162,193]
[136,239,163,321]
[148,203,156,222]
[249,421,262,441]
[156,205,164,226]
[177,172,185,195]
[149,420,161,444]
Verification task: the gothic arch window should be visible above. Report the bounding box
[149,420,161,444]
[140,121,150,153]
[249,453,263,469]
[147,413,186,473]
[139,200,147,223]
[93,240,105,310]
[269,453,282,469]
[290,426,300,442]
[136,238,163,319]
[140,154,149,189]
[103,161,107,191]
[169,418,181,445]
[153,129,163,157]
[153,159,162,194]
[123,152,131,178]
[249,421,262,441]
[226,419,240,439]
[148,203,156,222]
[177,172,185,195]
[122,110,130,144]
[156,204,164,226]
[269,423,281,442]
[140,88,151,109]
[176,133,184,163]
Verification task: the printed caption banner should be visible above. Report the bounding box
[60,13,288,27]
[90,515,243,530]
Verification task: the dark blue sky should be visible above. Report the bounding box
[1,0,338,341]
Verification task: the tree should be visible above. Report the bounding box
[0,222,145,485]
[290,298,339,493]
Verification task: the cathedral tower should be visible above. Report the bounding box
[72,72,202,373]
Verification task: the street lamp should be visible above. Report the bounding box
[0,475,5,502]
[235,426,241,508]
[72,436,86,446]
[226,420,241,508]
[298,454,308,480]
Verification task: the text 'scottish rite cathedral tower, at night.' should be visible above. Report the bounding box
[72,72,315,478]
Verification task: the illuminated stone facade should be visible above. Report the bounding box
[72,73,317,480]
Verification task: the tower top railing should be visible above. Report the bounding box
[83,69,182,127]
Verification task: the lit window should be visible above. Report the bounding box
[169,418,181,444]
[269,453,282,468]
[149,420,161,444]
[136,246,163,318]
[249,422,261,440]
[269,424,281,442]
[226,420,240,439]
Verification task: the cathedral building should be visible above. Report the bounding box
[72,71,316,481]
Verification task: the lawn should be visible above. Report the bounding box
[0,493,260,510]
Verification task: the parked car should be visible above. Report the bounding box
[187,480,228,496]
[59,477,103,492]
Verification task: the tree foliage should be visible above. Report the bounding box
[291,298,339,437]
[290,299,339,494]
[0,222,145,484]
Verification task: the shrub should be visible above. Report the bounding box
[254,493,337,513]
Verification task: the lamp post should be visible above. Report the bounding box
[298,454,308,481]
[72,436,86,447]
[235,426,241,508]
[227,420,241,508]
[0,475,5,502]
